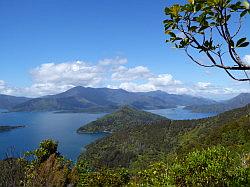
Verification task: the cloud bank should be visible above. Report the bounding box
[0,57,249,98]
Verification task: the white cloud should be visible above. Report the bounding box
[243,55,250,67]
[115,74,185,94]
[98,57,128,66]
[188,81,250,99]
[22,83,75,97]
[118,82,157,92]
[0,57,249,99]
[148,74,182,86]
[0,80,16,95]
[30,61,103,87]
[111,66,151,81]
[196,82,212,90]
[0,80,5,90]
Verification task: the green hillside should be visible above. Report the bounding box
[77,106,167,133]
[79,104,250,169]
[1,105,250,186]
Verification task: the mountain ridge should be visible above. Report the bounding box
[0,94,31,110]
[185,92,250,113]
[9,86,216,112]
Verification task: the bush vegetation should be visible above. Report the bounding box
[0,105,250,186]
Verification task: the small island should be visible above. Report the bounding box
[0,125,25,133]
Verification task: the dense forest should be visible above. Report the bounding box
[79,105,250,169]
[77,106,167,133]
[1,104,249,186]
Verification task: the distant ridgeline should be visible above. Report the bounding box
[1,86,250,114]
[185,93,250,113]
[0,94,30,110]
[77,106,167,133]
[1,86,216,112]
[79,104,250,169]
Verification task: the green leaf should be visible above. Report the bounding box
[165,30,172,34]
[199,25,209,32]
[236,37,247,47]
[189,26,198,32]
[243,1,250,9]
[169,32,176,38]
[237,42,249,47]
[240,9,248,17]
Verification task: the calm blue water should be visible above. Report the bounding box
[147,107,217,120]
[0,108,216,160]
[0,111,107,160]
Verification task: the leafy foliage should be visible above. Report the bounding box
[77,165,130,187]
[80,104,250,169]
[171,146,249,186]
[0,158,27,187]
[1,105,250,186]
[25,139,60,164]
[164,0,250,81]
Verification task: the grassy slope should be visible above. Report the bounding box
[79,104,250,169]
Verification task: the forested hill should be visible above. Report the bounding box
[77,106,168,133]
[79,104,250,169]
[185,93,250,113]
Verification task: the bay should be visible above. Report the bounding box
[147,106,217,120]
[0,107,216,160]
[0,111,107,160]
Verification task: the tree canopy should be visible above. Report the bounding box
[164,0,250,81]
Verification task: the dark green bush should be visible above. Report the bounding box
[170,146,249,187]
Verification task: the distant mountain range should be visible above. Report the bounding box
[0,94,30,110]
[185,93,250,113]
[7,86,216,112]
[0,86,249,113]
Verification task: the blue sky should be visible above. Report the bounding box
[0,0,249,99]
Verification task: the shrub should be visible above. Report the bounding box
[170,146,250,187]
[129,162,173,187]
[25,139,59,164]
[23,139,77,187]
[76,161,130,187]
[0,158,27,187]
